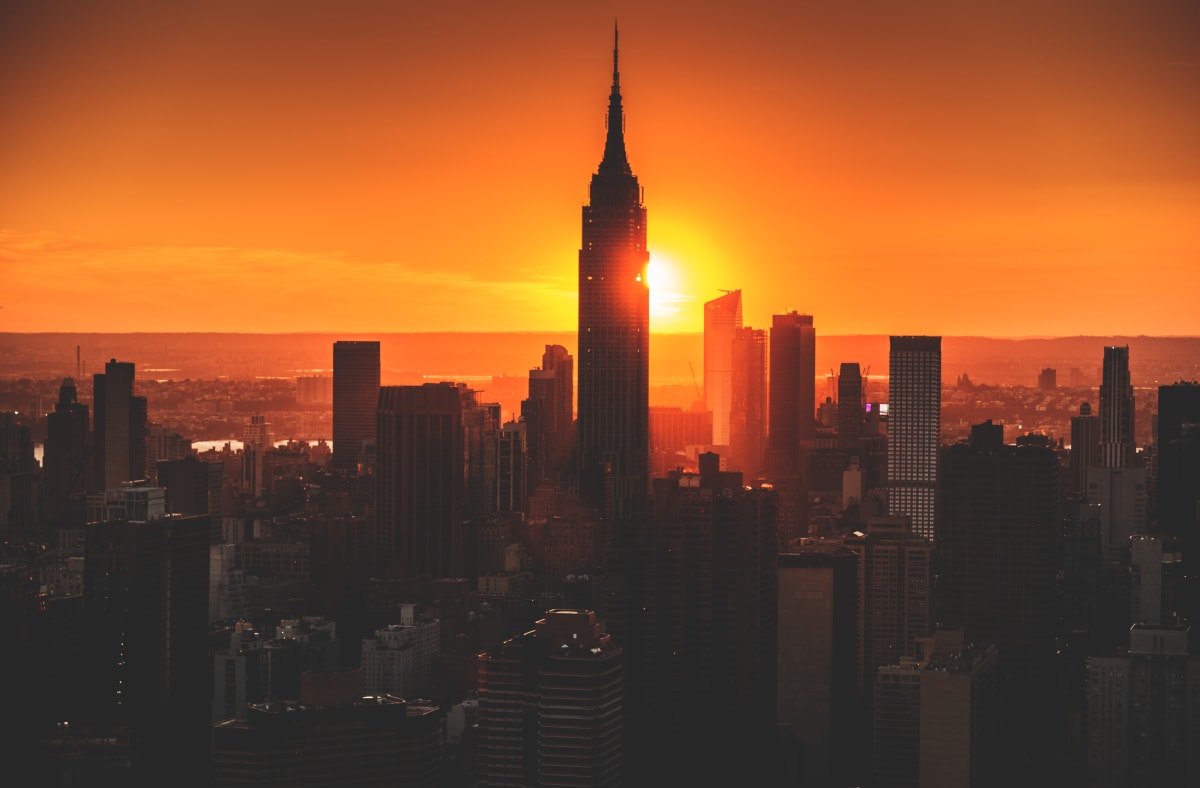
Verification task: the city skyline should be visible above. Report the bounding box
[3,2,1200,337]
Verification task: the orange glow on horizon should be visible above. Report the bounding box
[2,3,1198,338]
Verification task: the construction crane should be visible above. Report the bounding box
[688,361,702,404]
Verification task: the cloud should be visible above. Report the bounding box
[0,229,578,332]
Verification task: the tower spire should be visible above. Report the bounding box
[599,21,631,175]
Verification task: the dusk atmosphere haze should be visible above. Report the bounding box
[3,0,1199,336]
[6,2,1200,787]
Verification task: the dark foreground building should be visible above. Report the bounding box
[213,671,440,787]
[477,610,623,787]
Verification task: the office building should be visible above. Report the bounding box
[1099,346,1135,468]
[886,336,941,540]
[332,340,380,472]
[376,383,464,581]
[1156,382,1200,574]
[478,609,623,787]
[768,311,816,469]
[1070,402,1100,497]
[44,377,90,527]
[729,326,767,477]
[83,493,210,784]
[576,28,649,517]
[704,289,742,446]
[213,672,440,787]
[93,359,147,490]
[522,344,573,485]
[1085,625,1200,788]
[838,362,864,452]
[777,545,857,788]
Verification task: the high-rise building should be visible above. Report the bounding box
[576,28,649,517]
[777,545,858,788]
[838,362,864,452]
[704,289,742,446]
[44,377,90,527]
[332,340,380,472]
[1156,382,1200,573]
[729,326,767,477]
[242,415,272,499]
[1085,625,1200,788]
[938,423,1059,682]
[93,359,148,490]
[768,311,816,469]
[854,516,933,697]
[83,492,210,784]
[1038,367,1057,391]
[886,336,941,540]
[376,383,464,581]
[873,630,1001,788]
[522,344,574,485]
[1070,401,1100,496]
[1100,346,1135,468]
[477,609,623,787]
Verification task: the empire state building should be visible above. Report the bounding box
[577,27,649,517]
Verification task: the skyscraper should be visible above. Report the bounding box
[838,362,864,452]
[522,344,573,486]
[478,610,623,787]
[1099,345,1135,468]
[332,340,380,472]
[886,336,941,540]
[704,289,742,446]
[1070,401,1100,496]
[93,359,147,490]
[768,311,816,470]
[83,492,210,784]
[44,377,90,527]
[376,383,465,582]
[729,326,767,477]
[576,27,649,517]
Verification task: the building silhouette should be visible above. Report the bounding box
[44,377,90,528]
[522,344,574,486]
[93,359,147,490]
[213,672,440,787]
[838,362,864,452]
[729,326,767,477]
[777,545,858,788]
[1100,345,1135,468]
[886,336,941,540]
[576,28,649,517]
[704,289,742,447]
[852,516,933,698]
[477,610,623,787]
[1085,625,1200,788]
[768,311,816,469]
[83,487,210,785]
[376,383,464,581]
[938,423,1060,775]
[1156,382,1200,580]
[1070,401,1100,497]
[333,340,380,472]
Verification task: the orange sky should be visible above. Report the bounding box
[2,0,1198,337]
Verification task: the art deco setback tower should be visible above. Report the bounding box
[577,27,649,516]
[704,290,742,446]
[1099,345,1135,468]
[887,336,941,540]
[333,340,380,472]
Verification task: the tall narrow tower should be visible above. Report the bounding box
[1099,345,1135,468]
[577,26,649,516]
[887,336,941,540]
[704,290,743,446]
[332,340,380,472]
